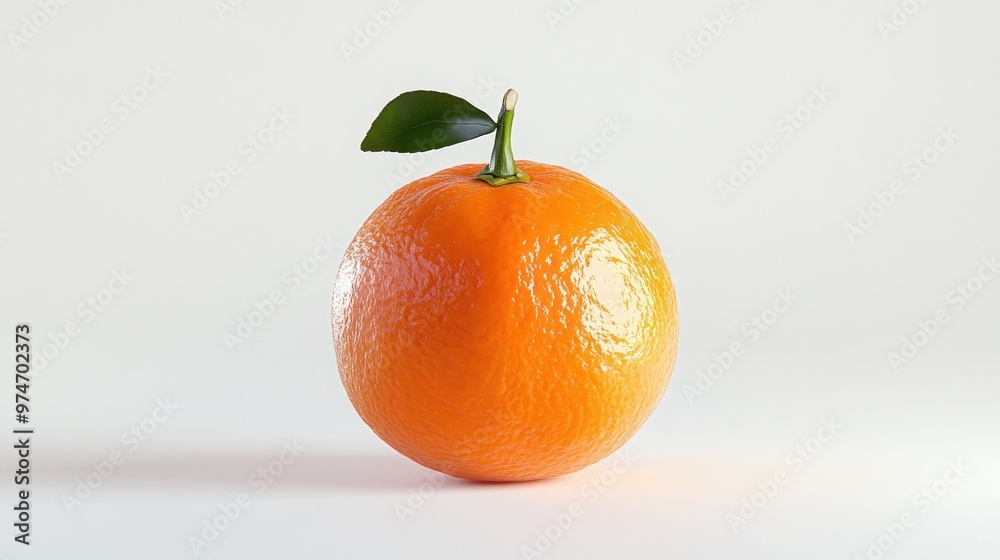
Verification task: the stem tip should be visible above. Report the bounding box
[503,89,518,111]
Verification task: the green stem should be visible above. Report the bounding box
[474,89,530,186]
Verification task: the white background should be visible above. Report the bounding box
[1,0,999,558]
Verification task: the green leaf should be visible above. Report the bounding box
[360,90,497,153]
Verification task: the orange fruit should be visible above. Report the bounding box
[332,158,678,481]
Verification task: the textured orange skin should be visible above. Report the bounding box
[332,161,678,481]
